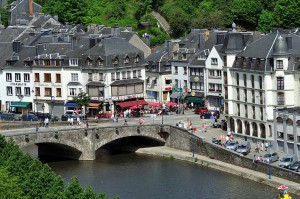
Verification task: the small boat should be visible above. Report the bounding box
[277,185,292,199]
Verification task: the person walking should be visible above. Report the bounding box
[124,119,128,125]
[45,117,49,128]
[77,116,81,126]
[265,142,269,151]
[70,117,74,126]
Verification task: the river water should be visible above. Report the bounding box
[46,153,280,199]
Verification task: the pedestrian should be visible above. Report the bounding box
[68,116,71,126]
[256,141,260,153]
[86,121,89,128]
[265,142,269,151]
[70,117,74,126]
[138,119,141,125]
[201,123,205,133]
[252,155,256,168]
[44,117,49,128]
[77,116,81,126]
[124,119,128,125]
[260,142,264,151]
[35,125,39,133]
[116,117,119,123]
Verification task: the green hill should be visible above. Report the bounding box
[2,0,300,45]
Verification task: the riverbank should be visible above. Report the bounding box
[136,146,300,196]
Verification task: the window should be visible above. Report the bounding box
[15,87,21,95]
[111,73,115,81]
[6,73,12,82]
[182,54,187,60]
[277,93,285,105]
[55,60,60,66]
[216,84,222,91]
[216,70,222,77]
[135,55,140,63]
[99,73,104,81]
[113,57,119,65]
[6,87,12,96]
[259,76,263,89]
[183,67,187,75]
[15,73,21,82]
[44,60,50,66]
[276,60,283,69]
[56,74,61,82]
[35,87,40,96]
[277,77,284,90]
[127,71,131,79]
[209,84,215,91]
[45,88,52,96]
[69,59,78,66]
[86,58,93,66]
[69,88,76,96]
[71,73,78,82]
[243,74,247,87]
[184,80,187,88]
[165,65,171,71]
[165,79,171,85]
[88,73,92,81]
[24,73,30,82]
[175,79,178,87]
[211,58,218,65]
[251,75,255,88]
[116,72,120,80]
[138,70,142,77]
[236,73,239,85]
[44,73,51,82]
[24,87,30,96]
[97,58,104,66]
[56,88,61,97]
[34,73,40,82]
[133,70,137,78]
[209,70,214,77]
[124,56,130,64]
[122,71,126,79]
[174,66,178,74]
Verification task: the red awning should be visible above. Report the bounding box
[136,99,148,105]
[118,101,134,108]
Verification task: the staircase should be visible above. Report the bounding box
[151,11,171,35]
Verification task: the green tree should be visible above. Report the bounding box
[64,177,84,199]
[80,186,98,199]
[169,8,190,38]
[73,91,90,113]
[273,0,300,28]
[257,10,275,32]
[0,167,28,199]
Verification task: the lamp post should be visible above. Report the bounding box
[268,142,273,179]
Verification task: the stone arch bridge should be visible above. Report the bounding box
[5,125,192,160]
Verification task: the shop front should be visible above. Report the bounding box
[10,101,31,115]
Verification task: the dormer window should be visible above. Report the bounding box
[182,54,187,60]
[86,57,93,66]
[276,60,283,69]
[135,55,140,63]
[69,58,78,66]
[113,56,119,65]
[124,55,130,64]
[44,60,50,66]
[97,57,104,66]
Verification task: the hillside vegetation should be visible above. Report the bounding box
[2,0,300,45]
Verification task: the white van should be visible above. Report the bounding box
[279,155,298,168]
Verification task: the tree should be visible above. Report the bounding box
[257,10,275,32]
[273,0,300,28]
[64,177,84,199]
[169,8,190,38]
[73,91,90,114]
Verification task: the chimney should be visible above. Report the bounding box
[89,37,96,48]
[13,40,22,53]
[111,24,119,37]
[198,32,205,50]
[29,0,33,15]
[286,36,292,50]
[167,40,172,59]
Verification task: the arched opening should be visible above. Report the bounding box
[296,120,300,126]
[244,121,250,135]
[276,117,283,123]
[268,125,272,137]
[286,118,293,125]
[95,136,165,159]
[252,122,258,137]
[260,123,266,138]
[229,117,235,132]
[237,119,242,134]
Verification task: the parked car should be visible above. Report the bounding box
[200,111,220,119]
[21,114,38,121]
[0,113,21,121]
[262,152,279,163]
[236,141,251,155]
[61,114,77,121]
[289,161,300,172]
[97,113,111,119]
[279,155,298,168]
[194,107,208,115]
[224,141,239,151]
[37,113,52,121]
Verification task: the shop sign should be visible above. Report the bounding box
[165,87,172,91]
[90,97,99,100]
[10,82,27,86]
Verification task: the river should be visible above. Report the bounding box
[46,153,280,199]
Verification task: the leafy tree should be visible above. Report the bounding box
[0,167,28,199]
[169,8,190,38]
[104,0,126,20]
[273,0,300,28]
[73,91,90,112]
[80,186,98,199]
[64,177,84,199]
[257,10,275,32]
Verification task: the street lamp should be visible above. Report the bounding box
[268,142,273,179]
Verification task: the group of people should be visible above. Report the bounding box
[255,141,269,153]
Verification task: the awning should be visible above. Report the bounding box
[170,92,187,99]
[87,102,100,109]
[10,101,31,108]
[136,99,148,105]
[118,101,134,108]
[117,100,148,108]
[64,103,80,108]
[187,97,205,105]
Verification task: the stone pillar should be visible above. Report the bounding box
[79,129,95,160]
[293,112,297,156]
[283,111,288,154]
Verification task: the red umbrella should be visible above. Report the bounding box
[277,185,289,190]
[149,102,162,107]
[166,102,177,107]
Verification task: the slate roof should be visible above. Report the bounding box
[110,78,144,86]
[0,26,27,42]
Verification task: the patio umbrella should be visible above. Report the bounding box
[277,185,289,190]
[149,102,162,107]
[166,102,177,107]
